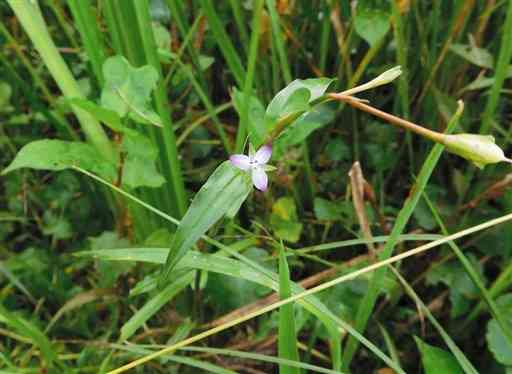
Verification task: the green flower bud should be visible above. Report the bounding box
[442,133,512,169]
[340,66,402,96]
[369,66,403,88]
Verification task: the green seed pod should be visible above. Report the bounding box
[442,133,512,169]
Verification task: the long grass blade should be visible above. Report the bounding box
[341,101,464,368]
[278,243,300,374]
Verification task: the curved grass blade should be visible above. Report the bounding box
[342,101,464,368]
[0,305,62,370]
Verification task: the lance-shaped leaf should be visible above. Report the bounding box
[158,161,252,287]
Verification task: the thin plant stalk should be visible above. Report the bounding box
[341,102,463,368]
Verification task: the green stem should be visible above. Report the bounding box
[133,0,187,217]
[8,0,115,162]
[235,0,264,153]
[68,0,107,86]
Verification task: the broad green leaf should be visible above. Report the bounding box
[42,211,72,240]
[486,294,512,366]
[121,133,166,189]
[264,78,335,142]
[450,43,494,69]
[89,231,133,288]
[487,319,512,366]
[426,256,484,318]
[274,104,335,157]
[325,137,350,162]
[415,337,464,374]
[270,197,303,243]
[152,21,171,50]
[101,55,159,118]
[314,197,351,221]
[159,161,252,286]
[1,139,116,181]
[354,3,390,46]
[278,245,300,374]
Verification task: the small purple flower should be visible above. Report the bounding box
[230,144,273,192]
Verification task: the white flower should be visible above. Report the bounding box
[230,144,273,191]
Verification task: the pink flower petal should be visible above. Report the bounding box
[230,154,251,170]
[252,167,268,191]
[254,144,272,164]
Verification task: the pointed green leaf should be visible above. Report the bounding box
[158,161,252,287]
[415,337,464,374]
[264,78,335,142]
[1,139,116,180]
[354,4,390,46]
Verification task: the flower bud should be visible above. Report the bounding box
[442,133,512,169]
[340,66,402,96]
[369,66,403,88]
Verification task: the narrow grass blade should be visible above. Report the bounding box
[278,244,300,374]
[0,305,61,369]
[120,271,194,341]
[133,0,188,217]
[68,0,107,86]
[113,345,343,374]
[422,192,512,345]
[112,344,238,374]
[378,324,402,370]
[342,101,464,368]
[265,0,292,83]
[199,0,246,86]
[391,269,478,373]
[465,260,512,324]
